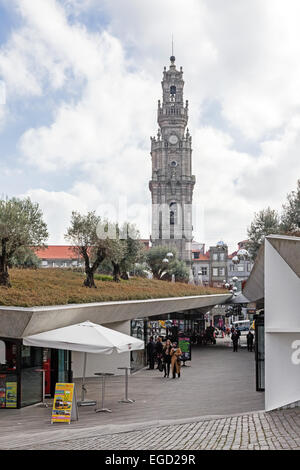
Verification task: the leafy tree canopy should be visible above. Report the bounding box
[0,197,48,286]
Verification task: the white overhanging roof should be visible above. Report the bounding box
[0,293,232,339]
[23,321,144,354]
[243,234,300,304]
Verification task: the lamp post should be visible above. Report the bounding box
[162,252,174,280]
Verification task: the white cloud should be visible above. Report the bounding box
[1,0,300,251]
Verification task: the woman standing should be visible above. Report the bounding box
[162,339,172,378]
[170,342,182,379]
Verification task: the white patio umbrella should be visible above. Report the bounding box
[23,321,144,405]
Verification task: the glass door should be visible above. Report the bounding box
[255,314,265,391]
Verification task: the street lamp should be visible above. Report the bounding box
[162,251,175,281]
[237,249,250,260]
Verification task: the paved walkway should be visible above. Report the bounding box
[0,337,268,449]
[19,409,300,450]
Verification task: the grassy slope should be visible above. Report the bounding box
[0,269,227,308]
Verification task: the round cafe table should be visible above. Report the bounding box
[94,372,114,413]
[118,367,135,404]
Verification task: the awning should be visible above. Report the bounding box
[23,320,144,354]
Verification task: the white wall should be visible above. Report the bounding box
[265,240,300,411]
[72,321,131,378]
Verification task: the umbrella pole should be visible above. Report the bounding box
[78,352,96,407]
[81,352,87,402]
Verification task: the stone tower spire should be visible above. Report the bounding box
[149,56,196,264]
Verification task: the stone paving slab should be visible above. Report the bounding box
[14,409,300,450]
[0,339,265,450]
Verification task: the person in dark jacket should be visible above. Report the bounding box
[162,339,172,377]
[155,337,163,370]
[146,337,156,369]
[247,331,254,352]
[231,330,239,352]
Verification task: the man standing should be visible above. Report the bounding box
[231,330,239,352]
[146,336,156,370]
[247,330,254,352]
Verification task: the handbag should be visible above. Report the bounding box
[158,362,164,372]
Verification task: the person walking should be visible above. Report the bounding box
[162,339,172,377]
[170,342,182,378]
[155,337,163,370]
[231,330,239,352]
[247,330,254,352]
[146,336,156,370]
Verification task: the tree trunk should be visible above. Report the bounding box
[0,239,11,288]
[112,262,121,283]
[0,269,11,287]
[81,248,97,289]
[83,268,97,288]
[81,246,106,288]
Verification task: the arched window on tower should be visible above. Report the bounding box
[170,202,177,239]
[159,211,162,239]
[170,85,176,102]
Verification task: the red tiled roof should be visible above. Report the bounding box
[192,251,210,261]
[35,240,149,260]
[34,246,80,260]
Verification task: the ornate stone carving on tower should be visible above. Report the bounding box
[149,55,196,264]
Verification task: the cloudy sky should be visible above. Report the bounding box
[1,0,300,252]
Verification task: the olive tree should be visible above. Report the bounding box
[281,180,300,233]
[146,246,188,282]
[107,223,145,282]
[65,211,112,288]
[0,197,48,287]
[246,207,281,260]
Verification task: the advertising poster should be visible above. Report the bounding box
[6,382,17,408]
[179,337,191,362]
[0,375,6,408]
[51,383,77,424]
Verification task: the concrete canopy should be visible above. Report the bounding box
[0,293,232,339]
[243,234,300,411]
[243,234,300,305]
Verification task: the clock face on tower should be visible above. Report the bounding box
[168,134,178,145]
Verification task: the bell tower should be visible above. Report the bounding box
[149,56,195,264]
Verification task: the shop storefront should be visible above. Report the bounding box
[0,337,71,409]
[130,319,147,371]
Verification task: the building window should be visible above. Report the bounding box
[170,203,176,226]
[202,267,207,276]
[219,267,225,276]
[193,252,200,259]
[212,268,218,277]
[237,266,244,272]
[213,253,218,261]
[219,253,225,261]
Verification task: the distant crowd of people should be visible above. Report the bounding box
[230,327,254,352]
[146,337,182,379]
[146,326,255,378]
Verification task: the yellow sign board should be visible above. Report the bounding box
[6,382,17,408]
[51,383,78,424]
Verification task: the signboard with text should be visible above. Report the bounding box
[179,337,191,362]
[51,383,78,424]
[5,382,17,408]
